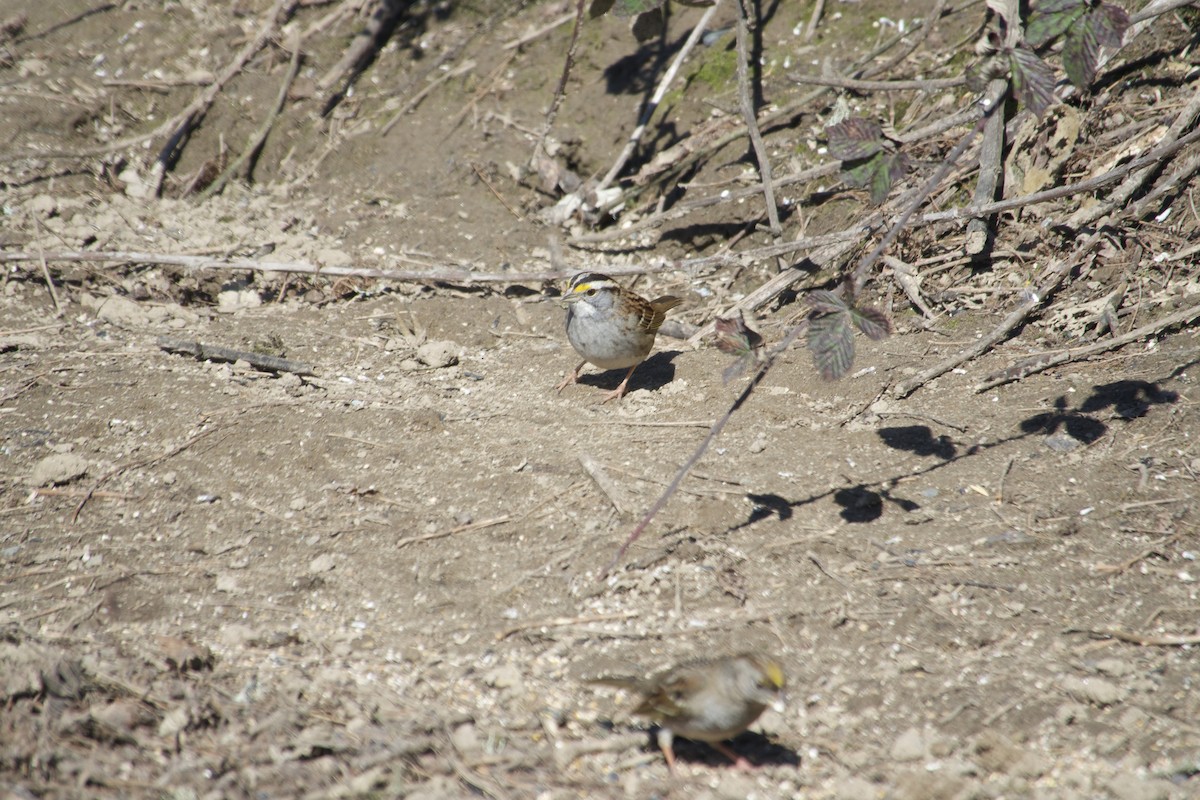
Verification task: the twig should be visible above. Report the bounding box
[502,11,574,49]
[1068,81,1200,227]
[471,162,524,221]
[0,250,673,284]
[395,516,511,550]
[1067,628,1200,647]
[791,74,965,91]
[533,0,587,164]
[495,610,640,641]
[976,301,1200,392]
[594,0,724,193]
[922,125,1200,224]
[604,323,806,576]
[579,453,635,517]
[852,83,1007,295]
[157,336,317,376]
[381,59,477,135]
[199,36,304,198]
[317,0,404,92]
[965,78,1009,255]
[881,255,936,320]
[734,1,780,235]
[32,221,63,317]
[804,0,825,43]
[892,225,1108,398]
[73,426,224,523]
[154,0,298,192]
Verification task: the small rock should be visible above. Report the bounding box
[484,663,523,690]
[891,726,926,762]
[748,432,768,454]
[30,453,89,487]
[1045,433,1080,452]
[1094,658,1134,677]
[416,340,460,368]
[217,288,262,313]
[96,295,151,327]
[29,194,57,216]
[1106,773,1173,800]
[309,553,337,574]
[450,722,481,755]
[832,776,884,800]
[715,772,756,800]
[215,573,240,593]
[1061,675,1125,707]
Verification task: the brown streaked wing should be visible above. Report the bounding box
[641,295,682,333]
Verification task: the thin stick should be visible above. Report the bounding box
[154,0,298,191]
[73,427,223,523]
[965,78,1009,255]
[1067,628,1200,647]
[533,0,587,164]
[33,224,62,317]
[594,1,724,193]
[579,453,635,517]
[604,323,806,576]
[381,59,476,135]
[976,301,1200,391]
[200,36,304,198]
[804,0,825,43]
[395,515,511,550]
[791,74,965,91]
[892,226,1107,399]
[0,250,671,284]
[733,0,780,235]
[502,11,574,50]
[922,125,1200,224]
[495,610,640,641]
[157,336,316,376]
[471,161,524,221]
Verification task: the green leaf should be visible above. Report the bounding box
[1025,1,1086,48]
[826,118,884,161]
[841,150,908,205]
[631,7,664,41]
[1091,2,1130,48]
[806,289,848,316]
[851,306,891,340]
[1009,45,1057,117]
[808,310,855,381]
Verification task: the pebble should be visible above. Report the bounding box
[309,553,337,574]
[1106,773,1174,800]
[416,340,460,368]
[1061,675,1126,707]
[30,453,89,487]
[891,726,926,762]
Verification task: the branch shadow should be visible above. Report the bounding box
[724,377,1181,532]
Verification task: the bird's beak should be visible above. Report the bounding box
[559,291,582,307]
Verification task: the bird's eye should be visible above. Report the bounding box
[585,288,597,296]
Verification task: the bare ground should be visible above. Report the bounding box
[2,1,1199,798]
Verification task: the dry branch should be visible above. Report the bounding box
[157,337,316,376]
[734,1,780,236]
[975,301,1200,392]
[593,1,724,194]
[0,250,671,284]
[891,225,1108,399]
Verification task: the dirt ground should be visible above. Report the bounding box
[2,1,1199,798]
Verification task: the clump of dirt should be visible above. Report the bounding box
[2,1,1198,798]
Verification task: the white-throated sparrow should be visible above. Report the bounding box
[586,652,786,772]
[556,272,682,403]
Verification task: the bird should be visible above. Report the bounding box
[556,272,682,403]
[586,652,787,773]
